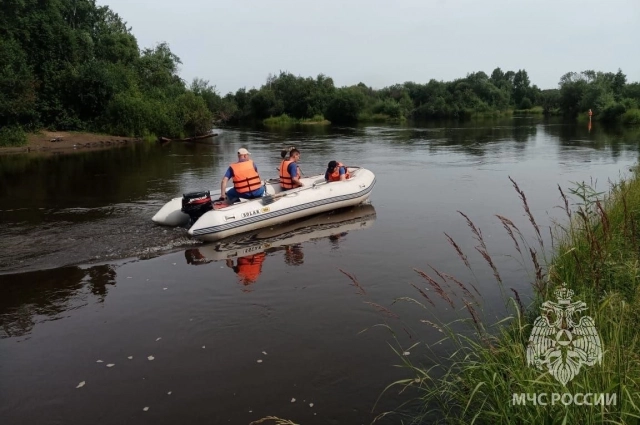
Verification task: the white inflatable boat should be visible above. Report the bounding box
[152,166,376,242]
[184,204,377,263]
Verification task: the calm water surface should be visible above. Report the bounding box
[1,118,638,424]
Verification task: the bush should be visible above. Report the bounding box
[621,108,640,125]
[519,97,532,110]
[324,88,366,124]
[598,102,626,123]
[0,126,27,147]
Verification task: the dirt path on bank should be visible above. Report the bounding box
[0,131,142,155]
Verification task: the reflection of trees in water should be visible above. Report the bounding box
[0,264,116,338]
[383,120,537,159]
[0,142,218,223]
[545,121,640,162]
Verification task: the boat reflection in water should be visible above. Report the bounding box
[184,204,376,290]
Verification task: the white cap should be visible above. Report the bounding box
[237,148,251,155]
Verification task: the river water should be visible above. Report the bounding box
[0,118,638,424]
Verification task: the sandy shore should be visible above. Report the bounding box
[0,131,142,155]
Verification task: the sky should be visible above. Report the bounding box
[101,0,640,95]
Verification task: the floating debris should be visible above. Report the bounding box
[202,346,205,349]
[148,356,155,361]
[163,288,168,290]
[403,351,410,356]
[167,391,172,395]
[96,360,103,363]
[143,407,149,412]
[106,364,115,368]
[257,359,263,363]
[128,356,133,360]
[172,263,176,265]
[262,351,267,355]
[309,403,314,407]
[127,277,132,279]
[291,398,296,403]
[76,381,86,388]
[156,337,162,341]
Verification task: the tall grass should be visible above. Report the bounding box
[357,171,640,424]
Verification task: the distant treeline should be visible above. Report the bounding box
[1,1,639,147]
[222,69,640,127]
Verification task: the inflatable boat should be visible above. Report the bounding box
[152,166,376,242]
[184,204,377,264]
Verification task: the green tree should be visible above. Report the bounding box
[324,87,366,124]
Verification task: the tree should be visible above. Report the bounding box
[612,69,627,100]
[324,87,366,124]
[513,70,530,106]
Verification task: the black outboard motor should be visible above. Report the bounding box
[181,191,213,226]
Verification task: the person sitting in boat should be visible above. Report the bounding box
[280,146,296,160]
[279,148,303,190]
[325,161,350,182]
[219,148,265,202]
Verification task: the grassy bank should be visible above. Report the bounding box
[0,129,143,155]
[376,173,640,424]
[263,114,330,127]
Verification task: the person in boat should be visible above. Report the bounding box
[219,148,265,202]
[226,252,266,290]
[279,148,303,190]
[325,161,350,182]
[280,146,296,160]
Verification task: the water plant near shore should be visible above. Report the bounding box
[347,172,640,424]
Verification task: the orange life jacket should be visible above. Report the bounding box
[279,159,300,189]
[236,252,266,284]
[230,160,262,194]
[327,162,350,182]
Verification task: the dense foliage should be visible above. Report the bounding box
[0,0,213,140]
[1,0,638,143]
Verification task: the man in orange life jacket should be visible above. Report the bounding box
[219,148,265,202]
[325,161,350,182]
[279,148,303,190]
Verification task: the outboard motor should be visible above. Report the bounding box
[181,191,213,226]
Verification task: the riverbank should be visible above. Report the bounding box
[0,130,142,155]
[385,170,640,423]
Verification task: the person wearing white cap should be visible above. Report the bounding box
[219,147,265,202]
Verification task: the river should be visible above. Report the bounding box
[1,117,638,424]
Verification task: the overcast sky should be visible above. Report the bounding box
[101,0,639,95]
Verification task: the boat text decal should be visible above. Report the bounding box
[242,209,262,218]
